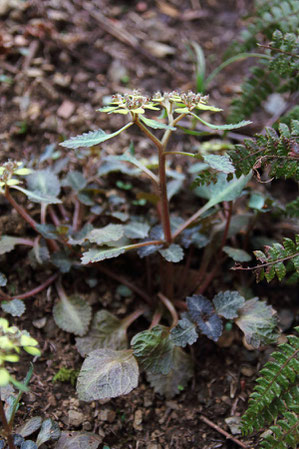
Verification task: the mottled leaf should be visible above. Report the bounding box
[124,222,150,239]
[235,298,277,348]
[16,416,42,437]
[53,294,92,336]
[55,431,103,449]
[186,295,223,342]
[36,418,61,447]
[147,347,193,398]
[76,310,128,357]
[213,290,245,319]
[170,313,198,347]
[223,246,252,262]
[86,224,124,245]
[1,299,25,317]
[131,325,175,374]
[159,244,184,263]
[77,349,139,400]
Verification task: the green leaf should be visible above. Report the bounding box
[36,418,61,447]
[0,236,26,255]
[55,431,103,449]
[203,154,235,174]
[35,224,59,240]
[86,224,124,245]
[213,291,245,319]
[1,299,25,317]
[131,325,175,375]
[76,310,128,357]
[195,172,252,207]
[53,294,92,337]
[186,295,223,342]
[235,298,277,348]
[20,441,37,449]
[139,115,176,130]
[191,113,252,130]
[77,349,139,400]
[0,368,10,386]
[13,185,62,205]
[146,347,193,398]
[170,313,198,347]
[81,246,127,264]
[17,169,61,204]
[159,244,184,263]
[63,171,87,192]
[0,272,7,287]
[60,123,133,149]
[51,251,73,273]
[223,246,252,262]
[16,416,43,437]
[124,222,150,239]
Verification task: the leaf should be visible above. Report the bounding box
[213,291,245,319]
[86,224,124,245]
[146,347,193,398]
[139,115,176,130]
[16,416,43,437]
[235,298,277,348]
[20,441,38,449]
[1,299,25,317]
[191,113,252,130]
[60,124,132,149]
[159,244,184,263]
[76,310,128,357]
[51,251,73,273]
[63,171,87,192]
[81,246,127,264]
[36,418,61,447]
[15,169,61,204]
[0,273,7,287]
[124,222,150,239]
[53,294,92,336]
[55,431,103,449]
[223,246,252,262]
[35,224,58,240]
[76,349,139,400]
[131,325,175,374]
[13,186,62,205]
[203,154,235,174]
[170,313,198,347]
[195,172,252,207]
[186,295,223,342]
[0,236,22,255]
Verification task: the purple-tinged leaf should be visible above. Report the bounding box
[186,295,223,341]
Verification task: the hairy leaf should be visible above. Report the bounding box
[63,171,87,192]
[86,224,124,245]
[131,325,175,374]
[53,294,92,336]
[16,416,43,438]
[213,290,246,319]
[55,431,103,449]
[60,124,132,149]
[77,349,139,400]
[191,113,252,130]
[0,273,7,287]
[13,169,61,204]
[170,313,198,347]
[146,347,193,398]
[76,310,128,357]
[124,222,150,239]
[20,441,37,449]
[223,246,252,262]
[0,236,27,255]
[235,298,277,348]
[159,244,184,263]
[186,295,223,341]
[36,418,61,447]
[1,299,25,317]
[203,154,235,174]
[139,115,176,130]
[81,246,127,264]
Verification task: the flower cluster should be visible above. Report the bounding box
[0,318,41,387]
[98,90,160,115]
[0,161,31,189]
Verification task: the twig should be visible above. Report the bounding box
[199,414,250,449]
[257,43,299,58]
[231,252,299,272]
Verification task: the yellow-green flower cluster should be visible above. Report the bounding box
[0,318,41,386]
[153,90,222,113]
[0,160,32,189]
[98,90,160,115]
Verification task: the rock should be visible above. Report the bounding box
[68,410,85,427]
[225,416,242,435]
[240,364,256,377]
[98,409,116,423]
[133,409,143,430]
[57,100,75,119]
[146,444,161,449]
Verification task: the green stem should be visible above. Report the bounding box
[0,399,15,449]
[164,151,196,157]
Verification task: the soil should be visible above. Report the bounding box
[0,1,297,449]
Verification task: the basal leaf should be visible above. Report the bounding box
[235,298,277,348]
[51,251,73,273]
[15,169,61,204]
[170,313,198,347]
[131,325,175,375]
[139,115,176,130]
[146,347,193,398]
[203,154,235,174]
[223,246,252,262]
[13,186,62,205]
[124,222,150,239]
[76,310,128,357]
[36,418,61,447]
[55,431,103,449]
[63,171,87,192]
[86,224,124,245]
[0,272,7,287]
[53,294,92,336]
[0,236,25,255]
[159,244,184,263]
[81,246,127,264]
[16,416,43,437]
[213,290,245,319]
[186,295,223,341]
[20,441,37,449]
[60,123,133,149]
[76,349,139,400]
[35,224,59,240]
[1,299,25,317]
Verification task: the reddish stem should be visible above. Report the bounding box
[14,273,59,300]
[157,292,178,328]
[0,399,15,449]
[5,186,38,231]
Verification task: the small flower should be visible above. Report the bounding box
[0,160,32,188]
[98,91,160,116]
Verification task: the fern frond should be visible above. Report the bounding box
[230,120,299,180]
[241,326,299,448]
